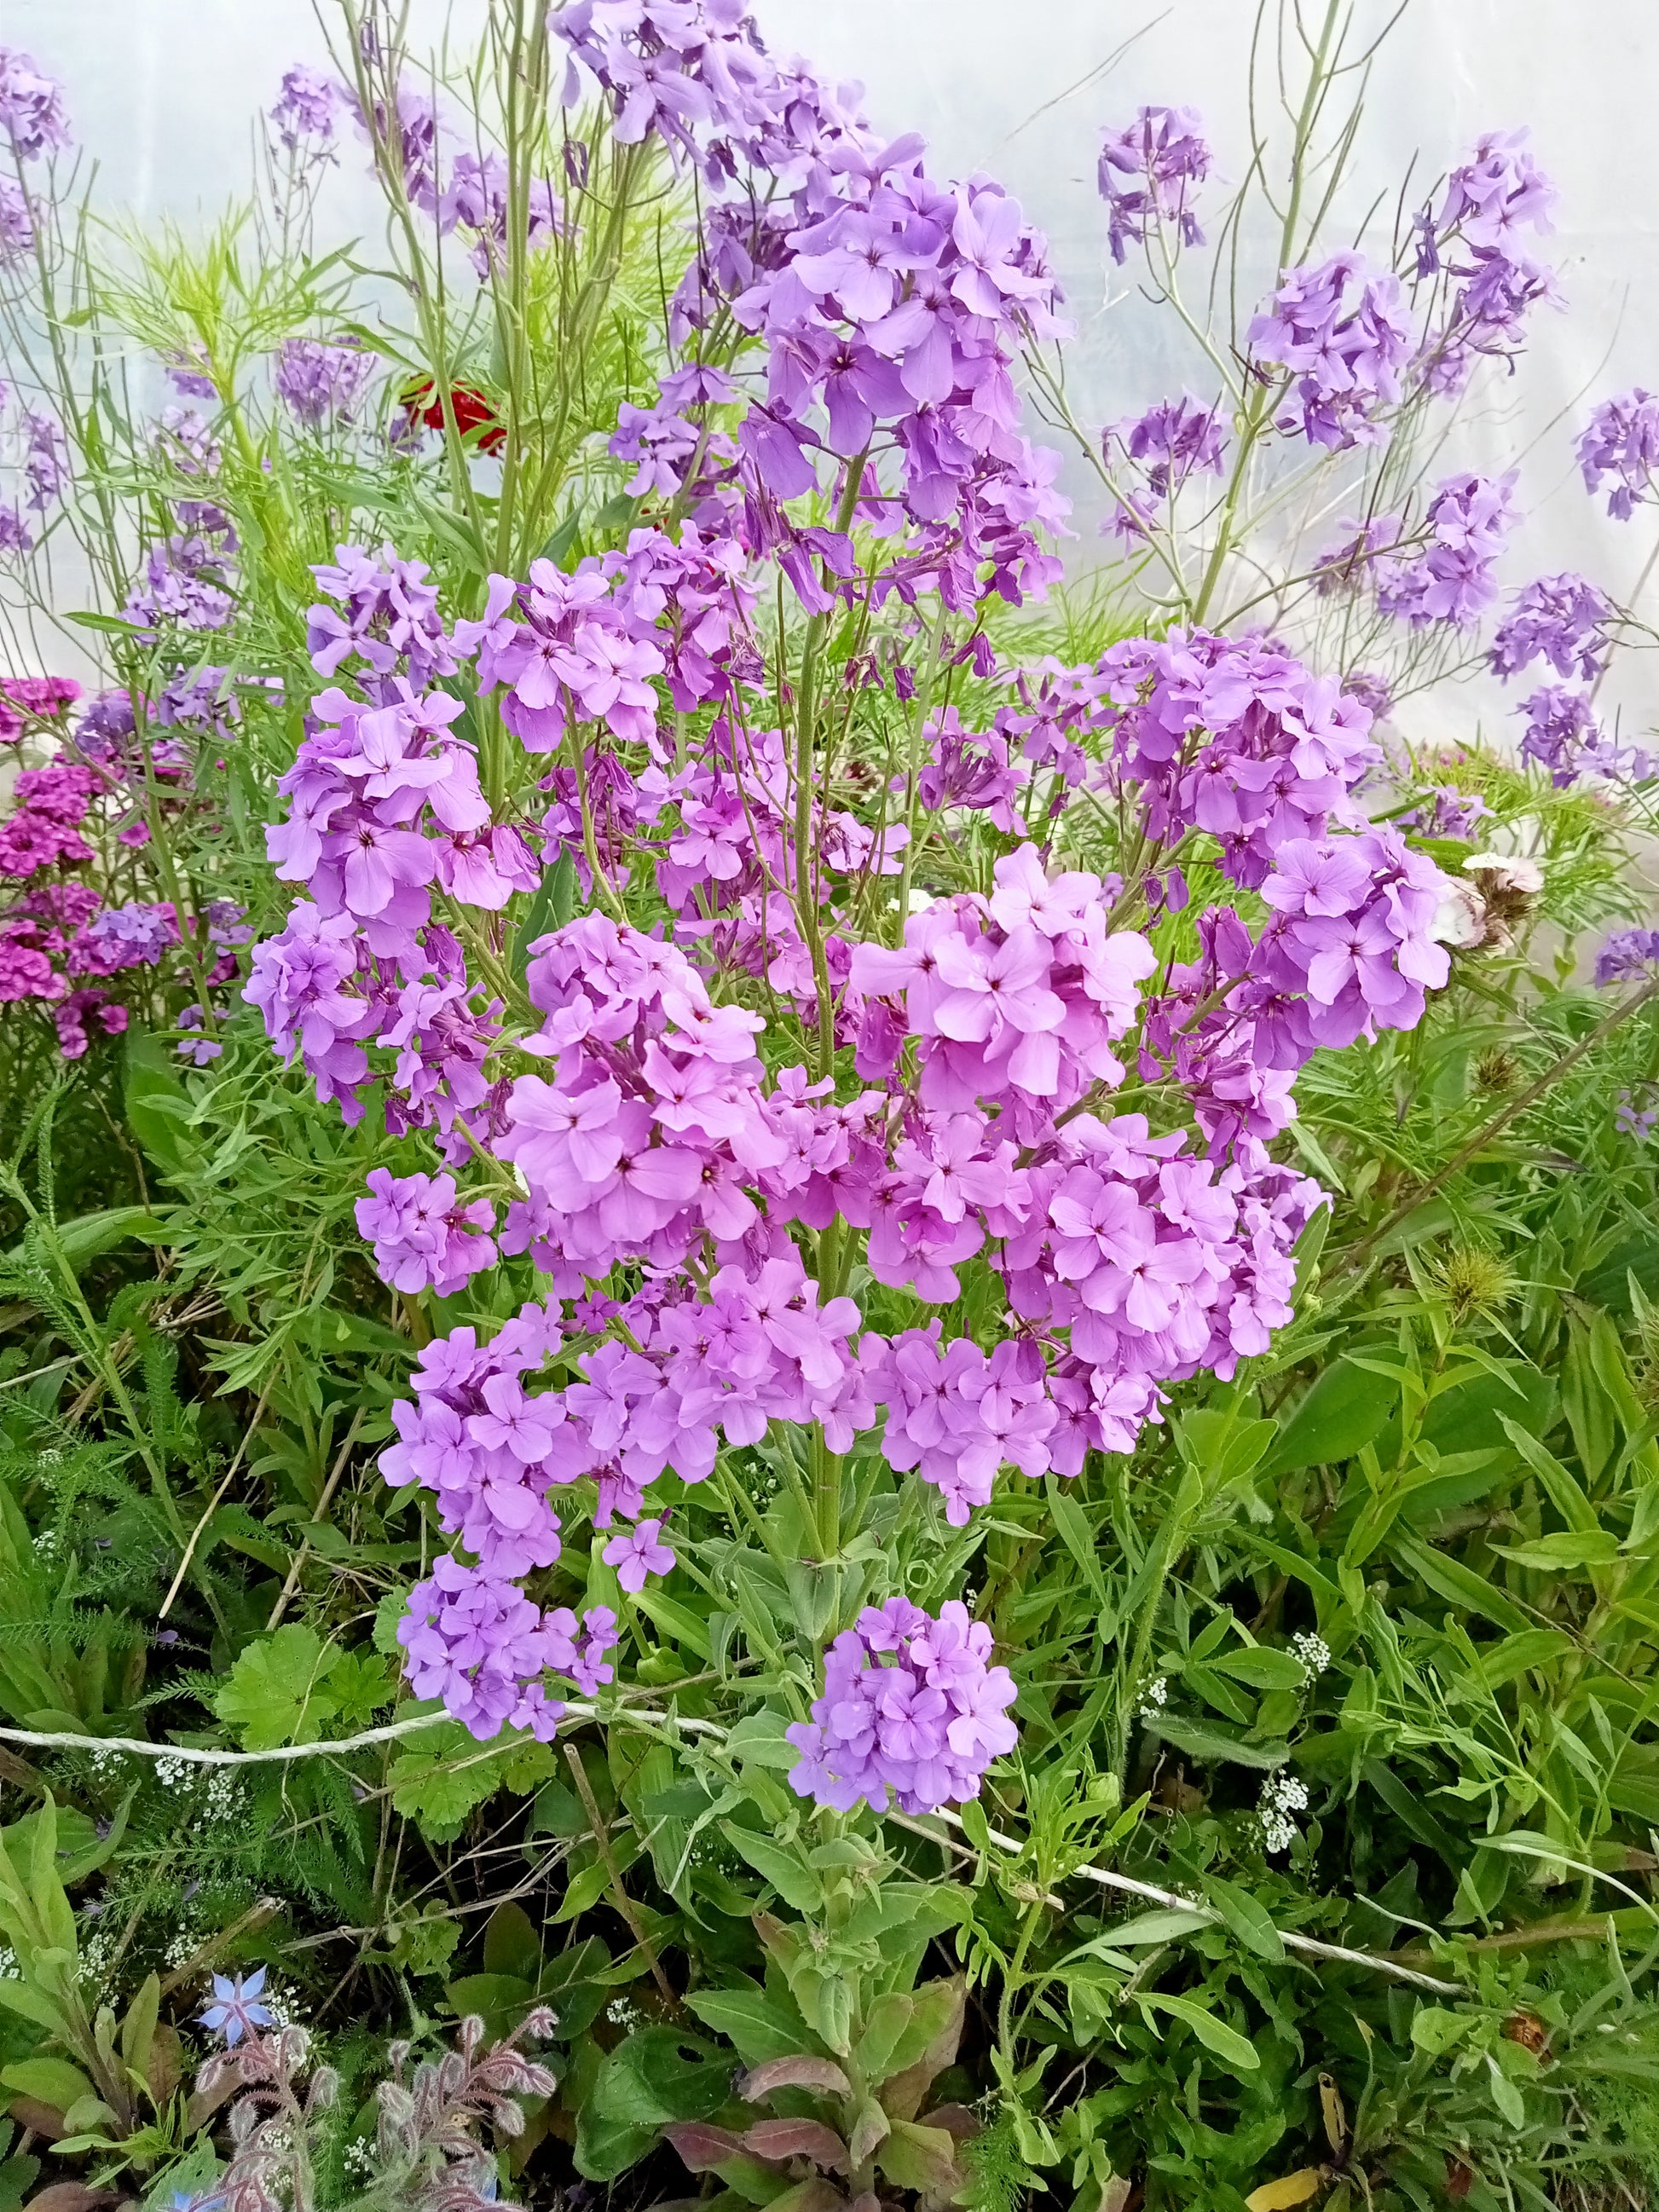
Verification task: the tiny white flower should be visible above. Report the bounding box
[1135,1675,1169,1721]
[1257,1770,1309,1854]
[1291,1631,1331,1678]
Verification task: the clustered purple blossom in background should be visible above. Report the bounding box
[275,337,378,429]
[269,63,339,159]
[1578,388,1659,520]
[1096,105,1211,264]
[1249,252,1412,452]
[1374,471,1516,628]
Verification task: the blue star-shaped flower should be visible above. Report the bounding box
[198,1967,272,2047]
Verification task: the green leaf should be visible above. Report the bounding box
[875,2119,962,2194]
[64,609,143,635]
[0,1982,66,2036]
[1496,1418,1599,1534]
[1203,1874,1286,1962]
[1409,2004,1472,2059]
[1390,1533,1531,1635]
[1209,1647,1307,1693]
[1147,1718,1289,1770]
[720,1824,824,1912]
[1260,1356,1396,1475]
[724,1712,801,1771]
[122,1030,199,1181]
[631,1585,713,1659]
[1044,1478,1107,1603]
[1490,1530,1621,1571]
[214,1626,343,1750]
[3,1207,171,1272]
[388,1724,509,1842]
[512,851,579,981]
[1139,1992,1261,2075]
[686,1981,812,2065]
[1085,1909,1213,1948]
[0,2056,95,2115]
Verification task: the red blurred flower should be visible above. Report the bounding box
[402,378,505,454]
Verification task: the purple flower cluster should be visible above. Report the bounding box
[72,899,179,975]
[382,1300,570,1577]
[1577,390,1659,520]
[1490,573,1610,682]
[0,48,71,161]
[1594,929,1659,987]
[356,1166,497,1298]
[1413,130,1558,396]
[398,1553,618,1742]
[785,1597,1018,1816]
[1516,685,1604,787]
[560,1,1068,608]
[1248,253,1412,452]
[123,513,238,635]
[1089,630,1378,889]
[1375,471,1516,629]
[1096,107,1211,264]
[275,338,377,430]
[850,846,1156,1132]
[221,0,1484,1822]
[264,682,506,946]
[269,65,339,159]
[1109,394,1226,504]
[497,916,783,1285]
[1259,831,1451,1050]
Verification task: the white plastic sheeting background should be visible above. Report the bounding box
[8,0,1659,744]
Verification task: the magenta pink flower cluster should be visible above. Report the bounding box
[0,685,249,1054]
[233,0,1477,1800]
[785,1597,1018,1816]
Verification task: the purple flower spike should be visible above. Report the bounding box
[1248,252,1412,453]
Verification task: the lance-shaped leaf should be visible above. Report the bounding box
[743,2119,850,2170]
[741,2056,853,2102]
[875,2117,964,2197]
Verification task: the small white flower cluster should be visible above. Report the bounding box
[165,1929,201,1969]
[78,1927,116,1991]
[260,1979,305,2029]
[86,1747,126,1782]
[0,1946,19,1981]
[1291,1631,1331,1678]
[605,1996,645,2031]
[153,1756,243,1822]
[1258,1770,1309,1854]
[343,2139,376,2180]
[1135,1674,1169,1722]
